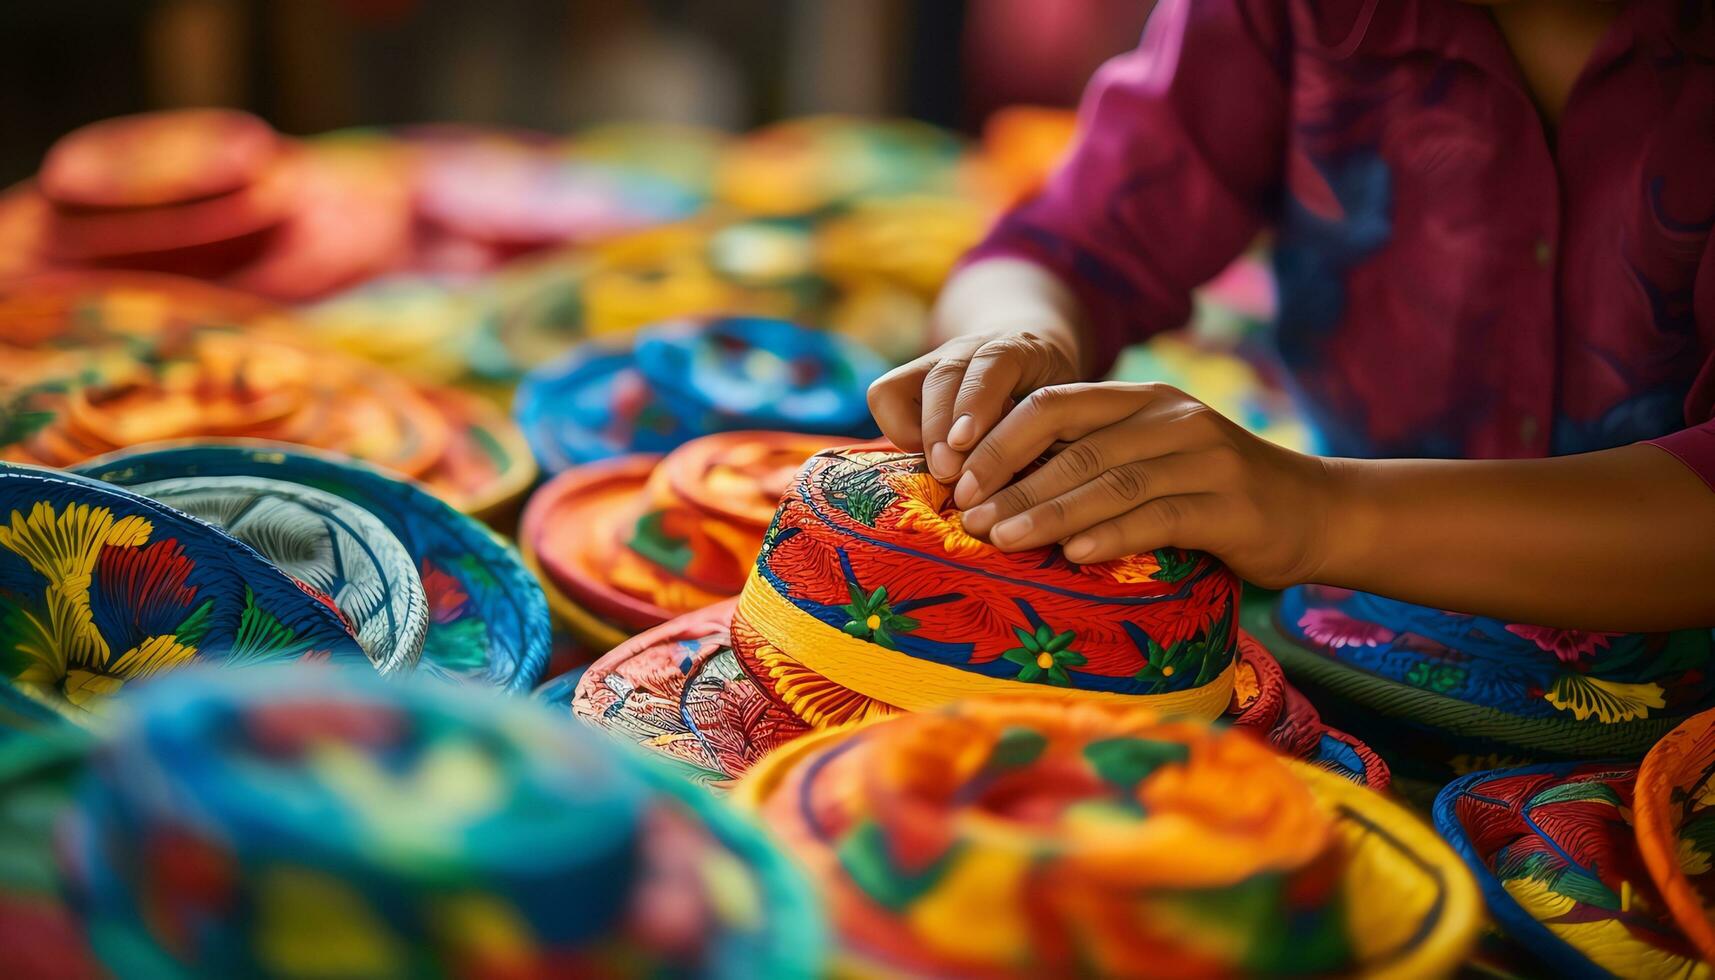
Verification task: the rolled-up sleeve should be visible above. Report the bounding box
[965,0,1290,375]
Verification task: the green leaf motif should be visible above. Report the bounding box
[627,512,694,573]
[1527,780,1623,810]
[1150,548,1197,583]
[837,821,958,912]
[227,588,317,667]
[1084,737,1190,790]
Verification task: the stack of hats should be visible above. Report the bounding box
[1435,705,1715,977]
[73,441,552,694]
[514,315,885,475]
[522,430,839,650]
[0,273,536,521]
[10,666,822,977]
[2,110,411,301]
[732,699,1478,978]
[564,446,1389,791]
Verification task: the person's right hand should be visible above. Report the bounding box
[866,329,1081,482]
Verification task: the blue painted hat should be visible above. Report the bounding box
[73,441,551,693]
[56,666,825,978]
[0,462,366,718]
[514,316,884,476]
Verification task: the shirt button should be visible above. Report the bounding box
[1519,415,1539,443]
[1534,239,1553,267]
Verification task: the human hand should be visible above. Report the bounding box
[954,382,1343,588]
[866,329,1081,482]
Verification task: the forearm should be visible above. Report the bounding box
[931,258,1093,374]
[1319,444,1715,631]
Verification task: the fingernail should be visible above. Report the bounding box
[947,414,976,449]
[953,470,981,509]
[929,443,960,480]
[990,514,1033,547]
[1062,537,1094,562]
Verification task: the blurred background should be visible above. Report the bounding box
[1,0,1156,185]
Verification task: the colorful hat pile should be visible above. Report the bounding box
[1254,584,1715,785]
[732,699,1479,978]
[20,666,823,978]
[0,273,537,521]
[1435,705,1715,976]
[410,128,704,271]
[2,110,411,301]
[73,441,552,693]
[566,446,1389,791]
[514,315,885,474]
[522,430,839,650]
[0,464,369,717]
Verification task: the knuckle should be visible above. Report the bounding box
[1099,461,1150,501]
[1044,494,1072,525]
[1057,440,1106,482]
[1145,495,1184,531]
[967,437,1010,474]
[995,481,1037,514]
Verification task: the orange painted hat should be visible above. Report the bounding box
[520,431,840,649]
[1635,706,1715,962]
[729,700,1477,979]
[563,446,1390,790]
[37,109,281,210]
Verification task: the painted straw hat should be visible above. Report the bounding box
[521,430,840,651]
[513,315,885,475]
[567,446,1389,790]
[1433,760,1711,978]
[113,475,428,676]
[30,665,823,978]
[731,699,1478,978]
[1634,706,1715,964]
[73,440,552,693]
[0,272,535,520]
[0,463,367,718]
[1252,584,1715,780]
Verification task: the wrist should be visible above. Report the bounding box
[1306,456,1385,587]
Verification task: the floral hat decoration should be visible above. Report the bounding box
[1433,756,1712,979]
[0,463,367,718]
[40,666,824,979]
[73,441,552,693]
[567,446,1389,789]
[1255,584,1715,782]
[730,699,1478,979]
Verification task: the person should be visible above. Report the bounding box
[869,0,1715,636]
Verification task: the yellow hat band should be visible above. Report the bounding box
[736,568,1235,720]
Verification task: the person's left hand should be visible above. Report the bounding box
[954,382,1344,588]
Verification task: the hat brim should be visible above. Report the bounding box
[732,719,1478,980]
[1632,709,1715,963]
[1434,761,1708,978]
[569,599,1390,790]
[73,439,552,693]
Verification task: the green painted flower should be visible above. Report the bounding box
[1001,623,1087,686]
[1134,609,1231,692]
[840,584,918,650]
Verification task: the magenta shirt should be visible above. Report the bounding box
[969,0,1715,484]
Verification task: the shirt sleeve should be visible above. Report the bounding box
[964,0,1291,376]
[1648,238,1715,491]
